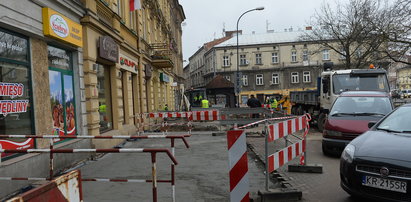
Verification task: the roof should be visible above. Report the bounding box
[205,75,234,89]
[340,91,390,97]
[215,31,309,47]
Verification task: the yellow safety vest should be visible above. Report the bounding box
[270,100,278,109]
[201,99,209,108]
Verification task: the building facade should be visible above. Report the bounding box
[203,31,347,105]
[0,0,185,197]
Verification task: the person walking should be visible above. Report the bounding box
[247,95,261,118]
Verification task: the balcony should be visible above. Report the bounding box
[150,43,174,68]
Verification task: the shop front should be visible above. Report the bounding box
[0,28,34,159]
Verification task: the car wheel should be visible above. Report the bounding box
[317,113,326,132]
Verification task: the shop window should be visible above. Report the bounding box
[0,29,34,160]
[97,64,113,132]
[48,46,76,141]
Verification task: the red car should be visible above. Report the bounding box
[322,91,393,156]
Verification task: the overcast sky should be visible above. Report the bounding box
[179,0,327,64]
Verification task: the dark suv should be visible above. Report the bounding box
[322,91,393,155]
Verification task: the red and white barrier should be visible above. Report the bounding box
[147,112,189,118]
[267,116,307,142]
[268,139,306,172]
[227,130,249,202]
[266,114,311,173]
[190,110,221,121]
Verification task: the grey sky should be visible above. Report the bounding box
[179,0,327,64]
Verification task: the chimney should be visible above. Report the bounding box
[252,31,255,34]
[306,26,313,30]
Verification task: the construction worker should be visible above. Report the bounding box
[164,104,168,111]
[270,97,278,110]
[201,97,209,109]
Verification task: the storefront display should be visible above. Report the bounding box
[48,46,76,142]
[0,29,34,159]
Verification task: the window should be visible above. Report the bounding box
[256,74,264,85]
[48,46,77,141]
[255,53,262,64]
[223,55,229,67]
[242,75,248,86]
[130,11,136,30]
[97,64,113,133]
[291,72,299,83]
[272,52,279,63]
[291,51,297,62]
[323,49,330,60]
[272,73,279,84]
[224,75,231,81]
[303,71,311,83]
[303,50,308,61]
[240,54,247,65]
[116,0,122,17]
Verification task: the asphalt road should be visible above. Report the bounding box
[79,131,278,202]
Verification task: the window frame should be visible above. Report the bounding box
[303,71,311,83]
[291,72,299,83]
[240,54,247,66]
[256,74,264,86]
[303,50,308,61]
[223,55,230,67]
[255,53,262,65]
[322,49,330,60]
[242,74,248,86]
[272,73,279,85]
[271,52,279,64]
[291,50,297,62]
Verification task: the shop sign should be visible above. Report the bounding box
[0,82,28,116]
[99,36,119,63]
[171,82,178,87]
[0,30,28,62]
[119,53,138,74]
[144,64,152,79]
[160,72,170,83]
[42,8,83,47]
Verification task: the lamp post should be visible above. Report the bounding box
[235,6,264,107]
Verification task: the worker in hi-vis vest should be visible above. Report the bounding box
[201,98,209,108]
[270,98,278,109]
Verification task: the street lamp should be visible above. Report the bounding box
[236,6,264,107]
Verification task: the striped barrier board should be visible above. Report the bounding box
[147,112,189,118]
[190,110,221,121]
[268,139,306,172]
[267,116,307,142]
[227,130,249,202]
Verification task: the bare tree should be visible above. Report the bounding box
[373,0,411,65]
[304,0,388,69]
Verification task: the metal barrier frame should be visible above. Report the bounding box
[0,134,190,202]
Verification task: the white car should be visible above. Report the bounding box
[401,89,411,98]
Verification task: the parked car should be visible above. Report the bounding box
[401,89,411,98]
[340,104,411,202]
[322,91,393,156]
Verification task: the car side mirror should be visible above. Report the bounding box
[368,121,377,129]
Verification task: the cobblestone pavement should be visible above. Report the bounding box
[246,124,363,202]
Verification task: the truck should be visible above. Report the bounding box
[290,63,390,131]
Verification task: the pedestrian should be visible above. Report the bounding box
[164,104,168,111]
[247,95,261,119]
[201,97,209,109]
[270,97,278,110]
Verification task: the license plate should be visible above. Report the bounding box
[362,176,407,193]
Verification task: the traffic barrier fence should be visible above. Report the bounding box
[0,134,190,202]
